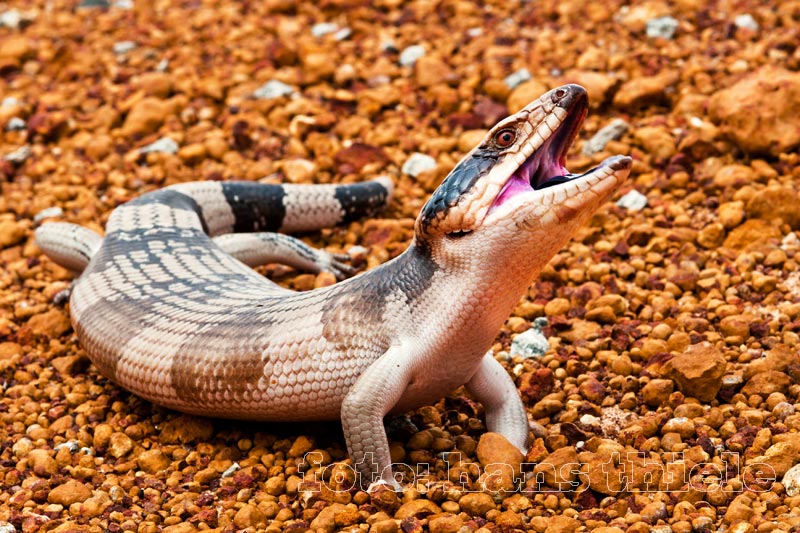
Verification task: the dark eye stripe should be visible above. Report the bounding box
[418,152,498,230]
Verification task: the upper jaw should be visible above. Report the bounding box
[489,84,630,214]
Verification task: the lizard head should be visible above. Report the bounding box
[414,84,632,271]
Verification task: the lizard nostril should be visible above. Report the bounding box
[551,85,586,107]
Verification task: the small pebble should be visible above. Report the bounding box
[5,117,26,131]
[253,80,296,99]
[582,118,629,156]
[616,189,648,211]
[401,153,436,177]
[112,40,137,54]
[646,16,679,39]
[3,145,31,164]
[54,440,80,453]
[311,22,339,37]
[773,402,795,419]
[0,9,22,28]
[399,44,425,67]
[139,137,179,155]
[734,13,759,31]
[783,463,800,496]
[504,68,532,89]
[333,27,351,41]
[509,318,549,358]
[221,462,241,478]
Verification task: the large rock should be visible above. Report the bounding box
[723,219,781,251]
[709,66,800,156]
[612,71,678,109]
[48,480,92,505]
[0,219,25,248]
[27,309,71,338]
[561,70,618,107]
[746,186,800,230]
[663,343,727,402]
[749,433,800,478]
[121,96,184,137]
[741,371,792,397]
[533,446,579,489]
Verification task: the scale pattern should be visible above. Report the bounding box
[70,178,395,421]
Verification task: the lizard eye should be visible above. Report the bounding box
[494,129,517,148]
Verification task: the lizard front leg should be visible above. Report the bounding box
[340,344,412,491]
[466,353,530,454]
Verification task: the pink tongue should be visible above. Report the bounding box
[492,173,531,210]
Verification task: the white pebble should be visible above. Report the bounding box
[6,117,26,131]
[221,462,241,478]
[773,401,795,419]
[311,22,339,38]
[582,118,629,156]
[580,414,601,426]
[0,9,21,28]
[54,440,81,453]
[3,145,31,164]
[333,27,351,41]
[646,16,679,40]
[253,80,296,100]
[510,319,549,359]
[140,137,179,155]
[401,152,436,177]
[504,68,532,89]
[113,40,137,54]
[734,13,759,32]
[616,189,648,211]
[399,45,425,67]
[783,463,800,496]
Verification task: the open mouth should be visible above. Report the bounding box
[491,92,598,210]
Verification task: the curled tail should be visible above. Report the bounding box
[166,177,393,235]
[36,177,393,273]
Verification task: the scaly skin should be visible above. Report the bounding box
[35,85,631,490]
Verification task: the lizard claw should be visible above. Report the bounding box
[317,251,360,281]
[367,478,403,494]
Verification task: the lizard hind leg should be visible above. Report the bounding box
[35,222,104,273]
[213,232,357,280]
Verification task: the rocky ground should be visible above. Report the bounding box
[2,0,800,532]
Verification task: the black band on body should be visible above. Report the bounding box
[222,182,287,233]
[334,180,391,224]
